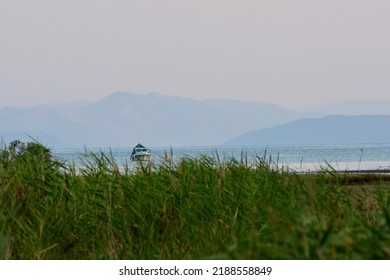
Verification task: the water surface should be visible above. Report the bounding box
[54,143,390,172]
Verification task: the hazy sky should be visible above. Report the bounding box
[1,0,389,109]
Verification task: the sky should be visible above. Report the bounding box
[1,0,389,109]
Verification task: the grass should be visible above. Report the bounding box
[1,142,390,259]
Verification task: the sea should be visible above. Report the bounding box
[53,143,390,173]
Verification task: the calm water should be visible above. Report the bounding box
[54,143,390,172]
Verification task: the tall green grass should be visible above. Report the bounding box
[1,142,390,259]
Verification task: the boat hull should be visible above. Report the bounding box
[131,152,152,161]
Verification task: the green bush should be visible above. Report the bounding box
[1,141,390,259]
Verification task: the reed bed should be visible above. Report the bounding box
[1,142,390,259]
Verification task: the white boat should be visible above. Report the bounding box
[131,143,152,161]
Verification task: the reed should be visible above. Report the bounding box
[1,142,390,259]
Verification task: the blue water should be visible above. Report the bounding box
[54,143,390,172]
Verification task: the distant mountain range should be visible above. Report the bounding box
[302,100,390,116]
[0,92,300,148]
[1,92,390,148]
[224,115,390,146]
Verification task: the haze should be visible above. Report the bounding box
[1,0,389,109]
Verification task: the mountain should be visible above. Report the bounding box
[223,115,390,146]
[0,92,300,148]
[4,92,390,148]
[301,100,390,116]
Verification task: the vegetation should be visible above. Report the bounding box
[1,141,390,259]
